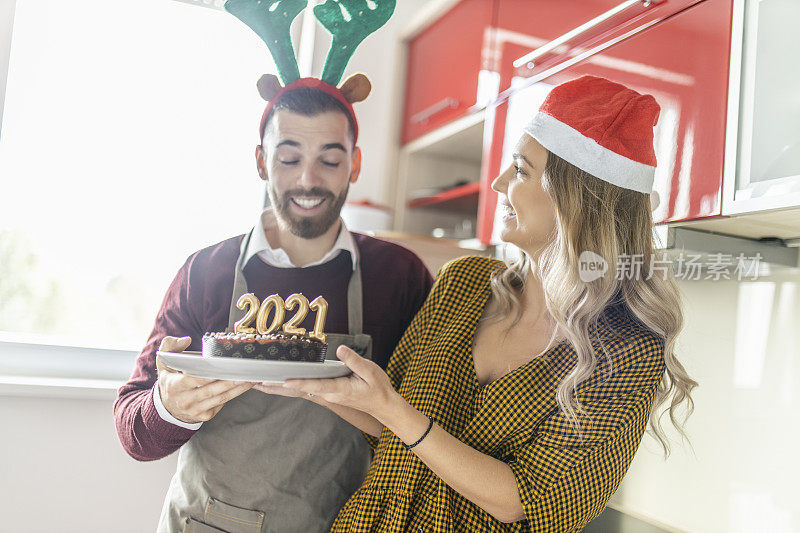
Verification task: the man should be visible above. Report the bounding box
[114,83,433,532]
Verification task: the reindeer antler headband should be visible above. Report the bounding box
[224,0,396,142]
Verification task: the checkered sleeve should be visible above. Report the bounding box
[507,336,665,532]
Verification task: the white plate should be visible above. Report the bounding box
[156,351,351,382]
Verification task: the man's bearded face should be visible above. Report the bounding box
[267,183,349,239]
[262,110,356,239]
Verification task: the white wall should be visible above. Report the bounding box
[610,265,800,532]
[0,390,178,532]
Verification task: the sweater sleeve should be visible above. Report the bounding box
[362,261,445,449]
[385,260,448,393]
[113,254,205,461]
[506,337,666,532]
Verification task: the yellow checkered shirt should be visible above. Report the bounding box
[331,256,666,532]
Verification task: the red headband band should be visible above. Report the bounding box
[258,77,359,144]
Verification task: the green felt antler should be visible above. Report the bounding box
[224,0,308,85]
[314,0,396,86]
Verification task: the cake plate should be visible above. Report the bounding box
[156,351,352,382]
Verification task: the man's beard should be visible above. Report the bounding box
[268,185,349,239]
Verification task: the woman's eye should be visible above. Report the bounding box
[321,161,340,168]
[513,164,526,177]
[280,160,299,166]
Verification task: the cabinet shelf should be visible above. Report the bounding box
[407,182,480,211]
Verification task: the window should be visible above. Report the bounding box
[0,0,275,350]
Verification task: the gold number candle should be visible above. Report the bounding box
[233,293,259,334]
[283,293,310,336]
[256,294,285,335]
[308,296,328,343]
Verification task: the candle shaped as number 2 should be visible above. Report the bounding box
[233,293,259,334]
[283,294,310,336]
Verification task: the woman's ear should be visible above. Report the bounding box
[350,147,362,184]
[649,190,660,211]
[255,145,268,182]
[339,74,371,104]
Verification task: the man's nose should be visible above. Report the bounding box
[296,164,322,189]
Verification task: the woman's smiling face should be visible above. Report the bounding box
[491,134,557,255]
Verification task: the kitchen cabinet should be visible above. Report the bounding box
[731,0,800,211]
[681,0,800,242]
[395,0,797,248]
[393,111,486,243]
[491,0,707,95]
[401,0,710,148]
[481,0,735,245]
[400,0,494,145]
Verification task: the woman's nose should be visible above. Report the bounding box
[491,173,506,194]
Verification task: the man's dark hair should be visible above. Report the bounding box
[261,88,356,146]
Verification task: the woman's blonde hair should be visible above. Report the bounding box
[487,150,696,456]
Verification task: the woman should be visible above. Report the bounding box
[259,75,696,532]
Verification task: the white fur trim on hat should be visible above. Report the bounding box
[523,112,655,194]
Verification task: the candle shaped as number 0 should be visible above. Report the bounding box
[233,293,259,334]
[256,294,285,335]
[283,294,309,336]
[308,296,328,343]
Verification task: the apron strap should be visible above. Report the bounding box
[346,242,363,336]
[226,230,253,333]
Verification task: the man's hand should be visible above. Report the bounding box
[157,336,254,424]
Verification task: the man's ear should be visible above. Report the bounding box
[255,145,268,182]
[349,147,362,184]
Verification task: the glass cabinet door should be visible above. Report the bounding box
[726,0,800,214]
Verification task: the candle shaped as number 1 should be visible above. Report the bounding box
[308,296,328,343]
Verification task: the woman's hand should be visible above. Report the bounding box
[254,381,327,404]
[254,345,390,438]
[277,345,400,419]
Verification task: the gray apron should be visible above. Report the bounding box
[158,229,373,533]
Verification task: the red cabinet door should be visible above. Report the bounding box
[401,0,494,145]
[478,0,734,244]
[490,0,707,96]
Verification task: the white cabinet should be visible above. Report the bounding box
[686,0,800,243]
[726,0,800,215]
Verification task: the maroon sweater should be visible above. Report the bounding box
[113,233,433,461]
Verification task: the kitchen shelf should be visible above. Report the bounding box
[407,182,480,211]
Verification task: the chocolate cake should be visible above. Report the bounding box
[202,332,327,362]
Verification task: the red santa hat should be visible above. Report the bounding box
[523,75,660,195]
